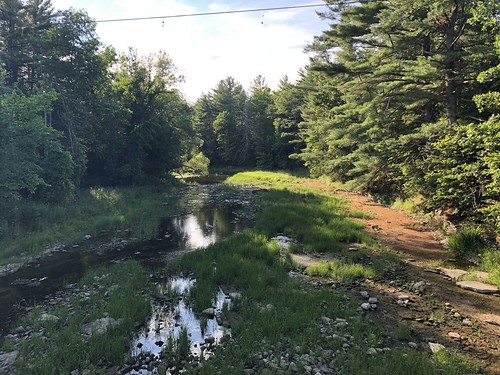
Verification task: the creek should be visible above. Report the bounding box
[0,183,262,337]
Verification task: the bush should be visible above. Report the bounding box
[448,227,487,259]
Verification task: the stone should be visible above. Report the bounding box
[368,297,378,304]
[40,313,60,322]
[447,332,461,340]
[70,370,80,375]
[81,317,121,336]
[0,351,18,370]
[321,316,331,325]
[412,281,427,294]
[408,342,418,349]
[472,271,490,282]
[462,318,473,326]
[83,234,92,240]
[439,268,469,280]
[289,362,298,373]
[398,294,410,300]
[201,308,216,317]
[361,303,371,311]
[456,280,499,294]
[428,342,445,353]
[360,291,369,298]
[366,348,377,355]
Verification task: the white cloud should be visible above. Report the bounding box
[50,0,328,101]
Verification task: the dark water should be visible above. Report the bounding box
[0,184,260,336]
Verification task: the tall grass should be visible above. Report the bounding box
[448,227,487,259]
[0,184,179,264]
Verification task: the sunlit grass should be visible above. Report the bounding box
[0,184,179,265]
[305,259,375,282]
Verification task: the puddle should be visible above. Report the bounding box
[129,277,233,374]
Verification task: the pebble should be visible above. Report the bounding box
[368,297,378,304]
[361,303,371,311]
[360,291,369,298]
[408,342,418,349]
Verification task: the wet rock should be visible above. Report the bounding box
[428,342,445,353]
[455,280,499,294]
[201,308,216,317]
[0,264,21,277]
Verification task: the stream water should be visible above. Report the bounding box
[0,183,261,337]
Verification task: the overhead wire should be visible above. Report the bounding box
[95,3,336,23]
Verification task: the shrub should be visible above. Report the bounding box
[448,227,486,259]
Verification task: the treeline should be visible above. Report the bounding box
[0,0,194,206]
[1,0,500,232]
[292,0,500,231]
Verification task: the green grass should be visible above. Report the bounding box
[162,171,481,374]
[167,232,479,375]
[0,183,179,264]
[305,259,375,282]
[447,227,487,259]
[13,261,151,375]
[479,249,500,287]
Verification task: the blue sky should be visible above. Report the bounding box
[50,0,330,101]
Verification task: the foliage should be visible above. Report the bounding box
[0,84,75,204]
[0,184,179,264]
[447,227,487,259]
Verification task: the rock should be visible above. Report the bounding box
[205,336,215,344]
[10,326,26,335]
[408,342,418,349]
[439,268,469,280]
[0,264,21,277]
[366,348,377,355]
[412,281,427,294]
[289,362,298,372]
[398,294,410,301]
[368,297,378,304]
[81,317,122,336]
[472,271,490,282]
[361,303,371,311]
[428,342,445,353]
[40,313,59,322]
[321,316,331,325]
[456,280,499,294]
[360,291,370,298]
[70,370,80,375]
[447,332,461,340]
[462,318,473,326]
[0,351,18,371]
[201,308,216,317]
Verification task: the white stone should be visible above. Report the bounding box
[361,303,371,311]
[428,342,445,353]
[368,297,378,304]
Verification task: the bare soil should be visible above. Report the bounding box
[295,183,500,374]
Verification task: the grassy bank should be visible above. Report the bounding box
[0,183,179,265]
[164,171,480,374]
[3,261,150,375]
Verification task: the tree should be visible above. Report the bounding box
[0,74,75,204]
[273,76,306,170]
[248,75,275,168]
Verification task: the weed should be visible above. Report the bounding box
[448,227,487,259]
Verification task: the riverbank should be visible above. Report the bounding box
[1,172,498,374]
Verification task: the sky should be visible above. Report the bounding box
[49,0,331,102]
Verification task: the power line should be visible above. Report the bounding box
[95,4,331,23]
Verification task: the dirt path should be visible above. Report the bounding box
[297,182,500,373]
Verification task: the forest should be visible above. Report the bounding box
[1,0,499,234]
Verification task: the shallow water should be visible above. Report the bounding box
[0,183,260,335]
[130,276,232,373]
